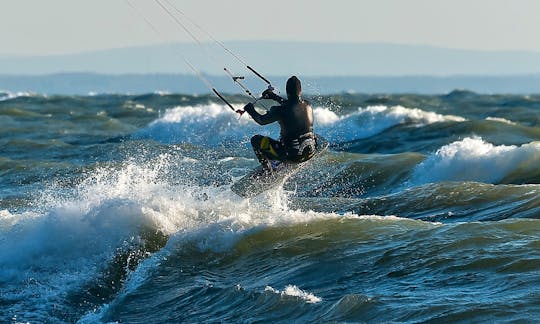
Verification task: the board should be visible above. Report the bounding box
[231,138,329,198]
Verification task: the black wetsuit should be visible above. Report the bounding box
[244,76,316,171]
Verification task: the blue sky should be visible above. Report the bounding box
[1,0,540,56]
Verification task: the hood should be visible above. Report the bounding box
[286,76,302,100]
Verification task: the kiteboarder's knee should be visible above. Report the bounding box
[251,135,264,148]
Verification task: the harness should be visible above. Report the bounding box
[284,132,316,162]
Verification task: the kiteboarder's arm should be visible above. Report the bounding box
[244,103,280,125]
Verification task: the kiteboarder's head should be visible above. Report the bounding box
[286,76,302,100]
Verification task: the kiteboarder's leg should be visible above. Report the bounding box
[250,135,284,171]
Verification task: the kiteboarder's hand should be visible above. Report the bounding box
[261,89,274,99]
[244,102,255,113]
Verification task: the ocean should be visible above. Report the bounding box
[1,89,540,323]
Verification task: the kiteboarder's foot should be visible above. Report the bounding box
[270,160,281,170]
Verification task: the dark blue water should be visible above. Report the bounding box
[1,90,540,323]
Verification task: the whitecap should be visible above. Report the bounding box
[410,137,540,185]
[485,116,517,125]
[265,285,322,304]
[314,105,465,143]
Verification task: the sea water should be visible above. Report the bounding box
[1,90,540,322]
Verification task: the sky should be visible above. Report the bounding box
[1,0,540,57]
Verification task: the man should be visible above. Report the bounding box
[243,75,316,173]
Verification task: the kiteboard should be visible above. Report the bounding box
[231,138,329,198]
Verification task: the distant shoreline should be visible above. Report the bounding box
[2,73,540,95]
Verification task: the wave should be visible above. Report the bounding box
[133,103,266,146]
[333,181,540,222]
[80,215,436,322]
[0,156,180,321]
[133,104,465,146]
[410,137,540,185]
[81,216,540,323]
[0,90,41,102]
[310,104,467,144]
[0,152,346,322]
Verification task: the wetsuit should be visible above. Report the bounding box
[244,76,316,171]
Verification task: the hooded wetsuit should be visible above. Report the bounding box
[244,76,316,170]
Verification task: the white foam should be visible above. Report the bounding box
[0,90,36,101]
[313,107,341,125]
[265,285,322,304]
[485,117,517,125]
[410,137,540,185]
[153,90,171,96]
[0,209,18,228]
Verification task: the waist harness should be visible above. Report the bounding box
[284,132,316,162]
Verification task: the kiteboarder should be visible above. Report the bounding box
[243,76,316,173]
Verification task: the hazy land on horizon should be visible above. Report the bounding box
[2,41,540,94]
